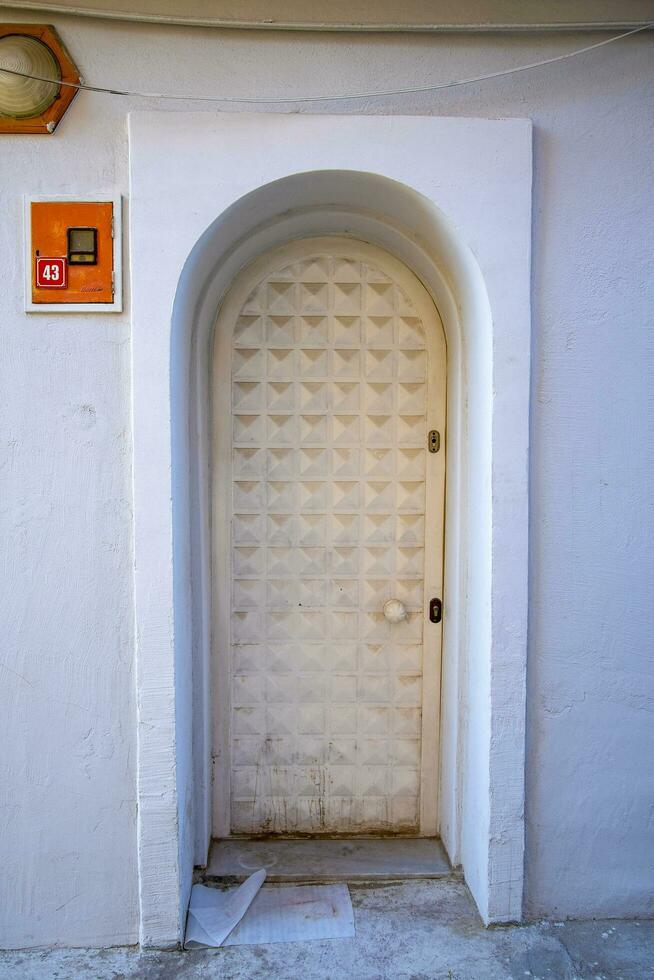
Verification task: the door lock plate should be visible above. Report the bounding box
[428,429,440,453]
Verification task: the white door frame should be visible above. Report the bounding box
[211,237,447,838]
[129,112,531,946]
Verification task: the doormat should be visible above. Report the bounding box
[185,872,355,948]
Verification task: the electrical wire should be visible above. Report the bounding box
[0,0,652,31]
[0,21,651,104]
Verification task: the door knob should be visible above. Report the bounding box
[383,598,407,623]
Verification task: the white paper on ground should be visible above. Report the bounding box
[184,869,266,948]
[223,883,355,946]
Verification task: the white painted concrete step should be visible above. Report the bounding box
[202,837,454,883]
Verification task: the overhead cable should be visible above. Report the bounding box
[0,22,651,105]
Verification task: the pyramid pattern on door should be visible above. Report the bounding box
[230,251,428,834]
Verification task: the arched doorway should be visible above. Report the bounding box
[130,134,530,941]
[210,237,446,839]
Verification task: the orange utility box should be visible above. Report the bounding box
[28,199,120,309]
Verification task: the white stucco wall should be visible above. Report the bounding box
[0,32,138,947]
[1,10,653,947]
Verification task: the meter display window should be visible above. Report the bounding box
[67,227,98,265]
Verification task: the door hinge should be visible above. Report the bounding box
[428,429,440,453]
[429,597,442,623]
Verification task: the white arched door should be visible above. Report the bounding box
[212,238,446,838]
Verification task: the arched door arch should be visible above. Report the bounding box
[168,174,477,873]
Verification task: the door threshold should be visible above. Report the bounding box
[200,837,455,884]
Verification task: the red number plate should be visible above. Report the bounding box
[36,256,68,289]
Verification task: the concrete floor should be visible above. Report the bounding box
[1,880,652,980]
[204,835,451,881]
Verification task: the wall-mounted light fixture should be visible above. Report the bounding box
[0,25,79,134]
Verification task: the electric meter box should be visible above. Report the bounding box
[24,197,122,312]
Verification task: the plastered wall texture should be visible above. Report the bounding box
[0,12,652,947]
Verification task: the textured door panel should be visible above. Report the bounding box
[213,241,445,836]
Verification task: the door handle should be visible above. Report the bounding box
[429,598,442,624]
[383,598,407,623]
